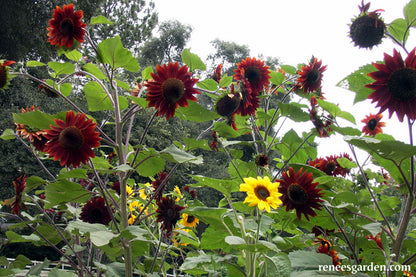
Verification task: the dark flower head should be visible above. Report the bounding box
[183,185,197,200]
[80,197,112,225]
[366,48,416,122]
[215,92,241,117]
[156,196,185,237]
[278,167,324,221]
[255,154,269,168]
[0,60,16,89]
[145,62,199,120]
[47,4,87,49]
[315,238,341,267]
[209,131,219,151]
[350,1,385,49]
[236,72,260,116]
[313,154,352,177]
[309,105,332,138]
[44,111,101,167]
[32,134,49,152]
[111,181,121,195]
[212,64,223,83]
[152,172,170,201]
[297,57,327,93]
[361,113,385,136]
[10,175,27,215]
[234,57,271,93]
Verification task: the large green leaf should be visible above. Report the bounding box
[97,36,139,72]
[337,63,376,104]
[270,71,285,86]
[289,251,341,276]
[176,101,220,122]
[278,102,309,122]
[182,48,206,71]
[388,18,409,44]
[82,63,106,79]
[90,15,114,25]
[277,129,310,164]
[404,0,416,27]
[190,175,240,198]
[180,254,236,272]
[48,61,75,76]
[160,144,203,164]
[197,79,219,91]
[44,180,91,209]
[13,110,55,130]
[83,81,128,111]
[0,128,15,140]
[260,253,291,277]
[133,149,165,177]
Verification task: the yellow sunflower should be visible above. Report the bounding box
[179,213,199,228]
[239,176,282,213]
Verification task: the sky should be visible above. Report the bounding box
[153,0,416,158]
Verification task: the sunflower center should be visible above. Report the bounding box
[58,126,84,150]
[245,66,262,84]
[307,68,321,84]
[60,18,74,35]
[161,78,185,104]
[90,208,102,220]
[388,68,416,101]
[287,183,308,205]
[254,185,270,201]
[326,161,337,173]
[186,215,195,223]
[367,118,378,130]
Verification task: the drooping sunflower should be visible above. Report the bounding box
[47,4,87,49]
[15,106,48,142]
[297,57,327,93]
[212,64,223,83]
[278,167,324,221]
[10,175,27,215]
[233,57,271,93]
[349,1,385,49]
[361,113,385,136]
[145,62,199,120]
[366,48,416,122]
[236,75,260,116]
[215,92,241,117]
[156,196,185,237]
[0,60,16,89]
[80,197,112,225]
[239,176,282,213]
[179,213,199,229]
[152,172,169,201]
[44,111,101,167]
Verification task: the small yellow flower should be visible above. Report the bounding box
[128,214,136,225]
[174,186,183,202]
[179,213,199,228]
[126,186,133,197]
[239,176,282,213]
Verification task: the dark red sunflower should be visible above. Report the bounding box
[44,111,101,167]
[111,181,121,195]
[156,196,185,237]
[256,154,269,168]
[215,92,241,117]
[315,238,341,267]
[235,73,260,116]
[297,57,327,94]
[80,197,112,225]
[314,154,352,177]
[0,60,16,89]
[212,64,223,83]
[47,4,87,49]
[278,167,324,221]
[349,1,385,49]
[32,134,49,152]
[145,62,199,120]
[10,175,27,215]
[152,172,170,201]
[366,48,416,122]
[234,57,270,93]
[361,113,385,136]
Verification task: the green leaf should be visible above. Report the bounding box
[336,110,356,124]
[277,129,310,164]
[90,230,116,247]
[219,75,233,87]
[176,101,220,122]
[214,122,241,138]
[388,18,409,44]
[280,64,297,75]
[362,222,382,236]
[404,0,416,27]
[185,206,227,227]
[160,144,203,164]
[27,259,50,276]
[60,83,72,97]
[316,99,340,116]
[270,71,285,86]
[331,125,361,136]
[190,175,240,198]
[182,48,206,71]
[197,79,219,91]
[337,63,376,104]
[26,61,46,67]
[82,63,106,79]
[8,255,32,270]
[90,15,114,25]
[64,49,82,62]
[97,36,140,72]
[66,220,108,235]
[57,168,87,180]
[0,129,15,140]
[260,253,291,277]
[48,268,77,277]
[128,96,148,109]
[84,81,128,111]
[141,66,154,80]
[44,180,91,209]
[134,150,165,177]
[180,253,236,272]
[24,176,47,192]
[278,102,309,122]
[289,251,336,274]
[13,110,55,130]
[48,61,75,76]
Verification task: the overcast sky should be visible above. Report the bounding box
[154,0,416,157]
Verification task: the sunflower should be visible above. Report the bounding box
[47,4,87,49]
[233,57,270,93]
[156,196,185,237]
[239,176,282,213]
[15,106,48,142]
[152,172,169,201]
[44,111,101,167]
[349,1,385,49]
[310,154,352,177]
[278,167,324,221]
[145,62,199,120]
[255,154,269,168]
[179,213,199,228]
[236,75,260,116]
[297,57,327,93]
[361,113,385,136]
[315,237,341,267]
[366,233,384,250]
[80,197,112,225]
[366,48,416,122]
[10,175,27,215]
[212,64,223,83]
[215,92,241,117]
[0,60,16,89]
